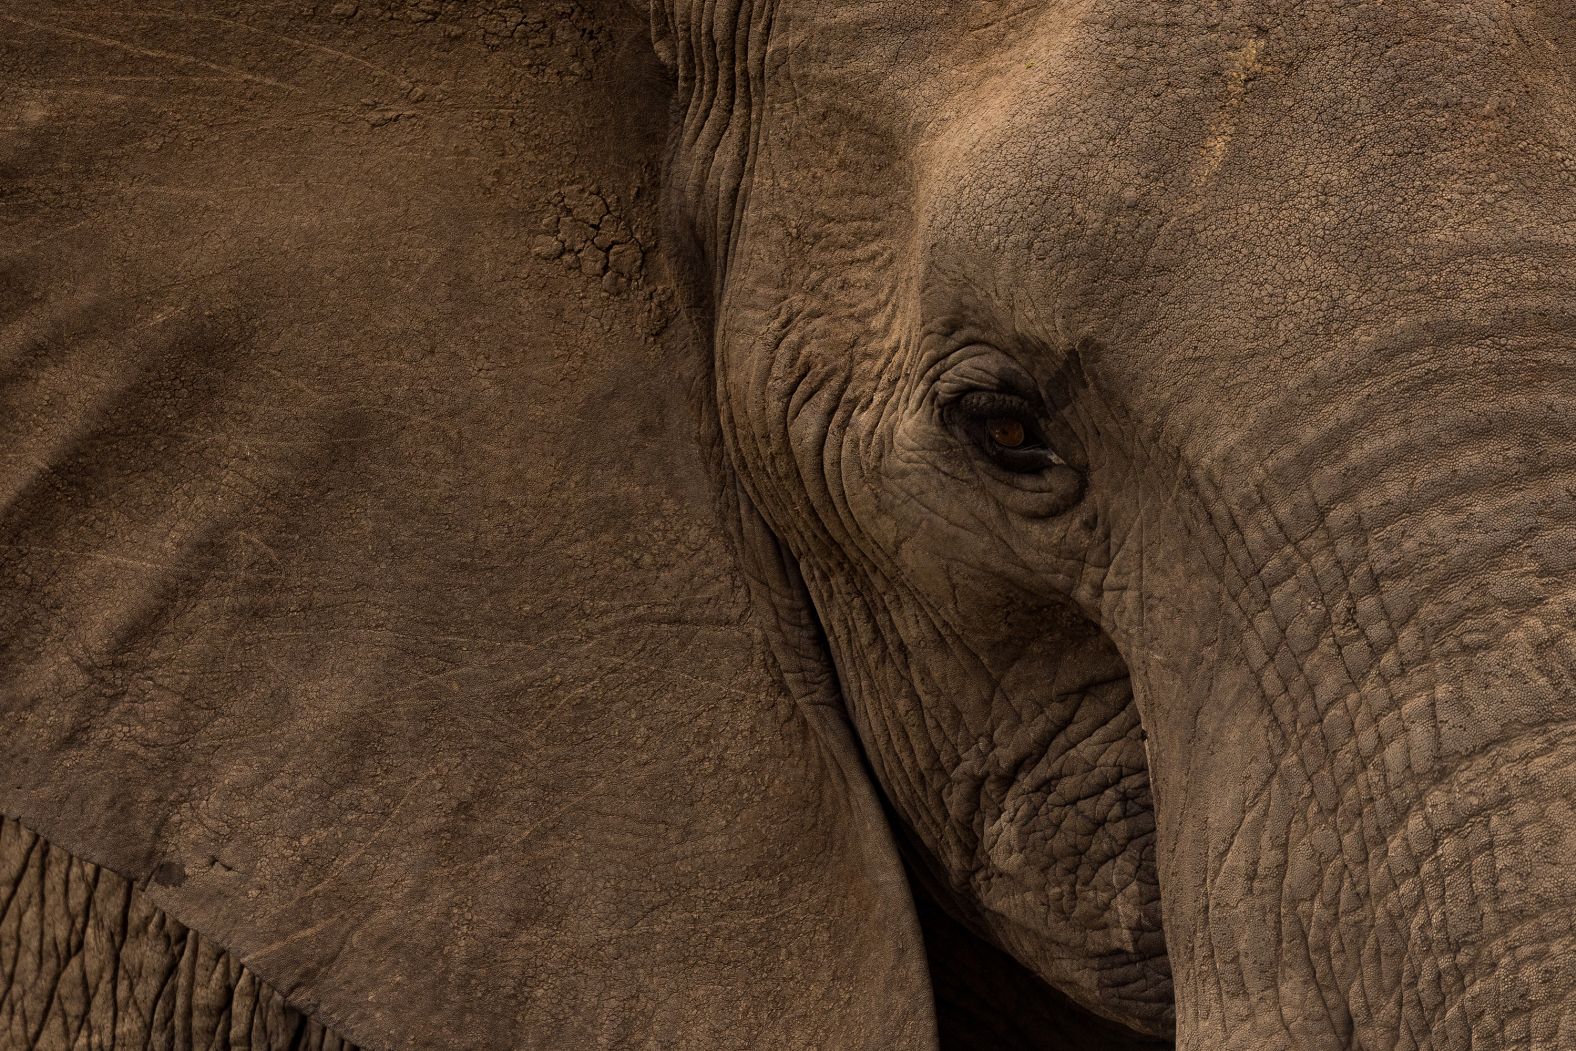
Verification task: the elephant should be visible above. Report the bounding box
[1,0,1572,1048]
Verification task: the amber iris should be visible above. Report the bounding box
[987,418,1026,449]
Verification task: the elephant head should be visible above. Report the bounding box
[2,1,1571,1049]
[652,0,1576,1046]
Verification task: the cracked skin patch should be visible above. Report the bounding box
[0,817,361,1051]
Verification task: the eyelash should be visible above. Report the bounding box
[952,390,1039,420]
[942,390,1042,431]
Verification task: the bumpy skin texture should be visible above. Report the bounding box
[4,1,1574,1049]
[0,818,357,1051]
[0,3,935,1049]
[657,0,1576,1047]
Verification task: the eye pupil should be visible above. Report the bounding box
[988,418,1026,449]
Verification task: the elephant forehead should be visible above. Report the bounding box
[725,0,1575,462]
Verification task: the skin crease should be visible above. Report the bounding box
[2,3,942,1048]
[1,2,1570,1047]
[660,0,1576,1047]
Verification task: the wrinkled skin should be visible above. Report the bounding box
[1,3,936,1048]
[0,817,359,1051]
[658,0,1576,1046]
[3,1,1574,1048]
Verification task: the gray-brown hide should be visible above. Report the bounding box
[660,0,1575,1048]
[3,2,1575,1051]
[0,3,932,1049]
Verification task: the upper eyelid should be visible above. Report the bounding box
[945,389,1045,419]
[929,341,1044,398]
[958,390,1034,408]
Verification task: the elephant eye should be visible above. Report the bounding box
[987,417,1027,449]
[948,391,1066,473]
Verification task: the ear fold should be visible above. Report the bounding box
[0,2,933,1047]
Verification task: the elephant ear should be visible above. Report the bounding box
[0,3,933,1047]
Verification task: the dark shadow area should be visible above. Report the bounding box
[916,886,1174,1051]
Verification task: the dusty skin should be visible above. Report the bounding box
[1,2,1573,1049]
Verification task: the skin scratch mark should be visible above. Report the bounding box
[512,774,615,851]
[0,13,301,93]
[129,9,403,83]
[1198,37,1268,184]
[14,215,97,253]
[248,915,350,961]
[9,544,219,575]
